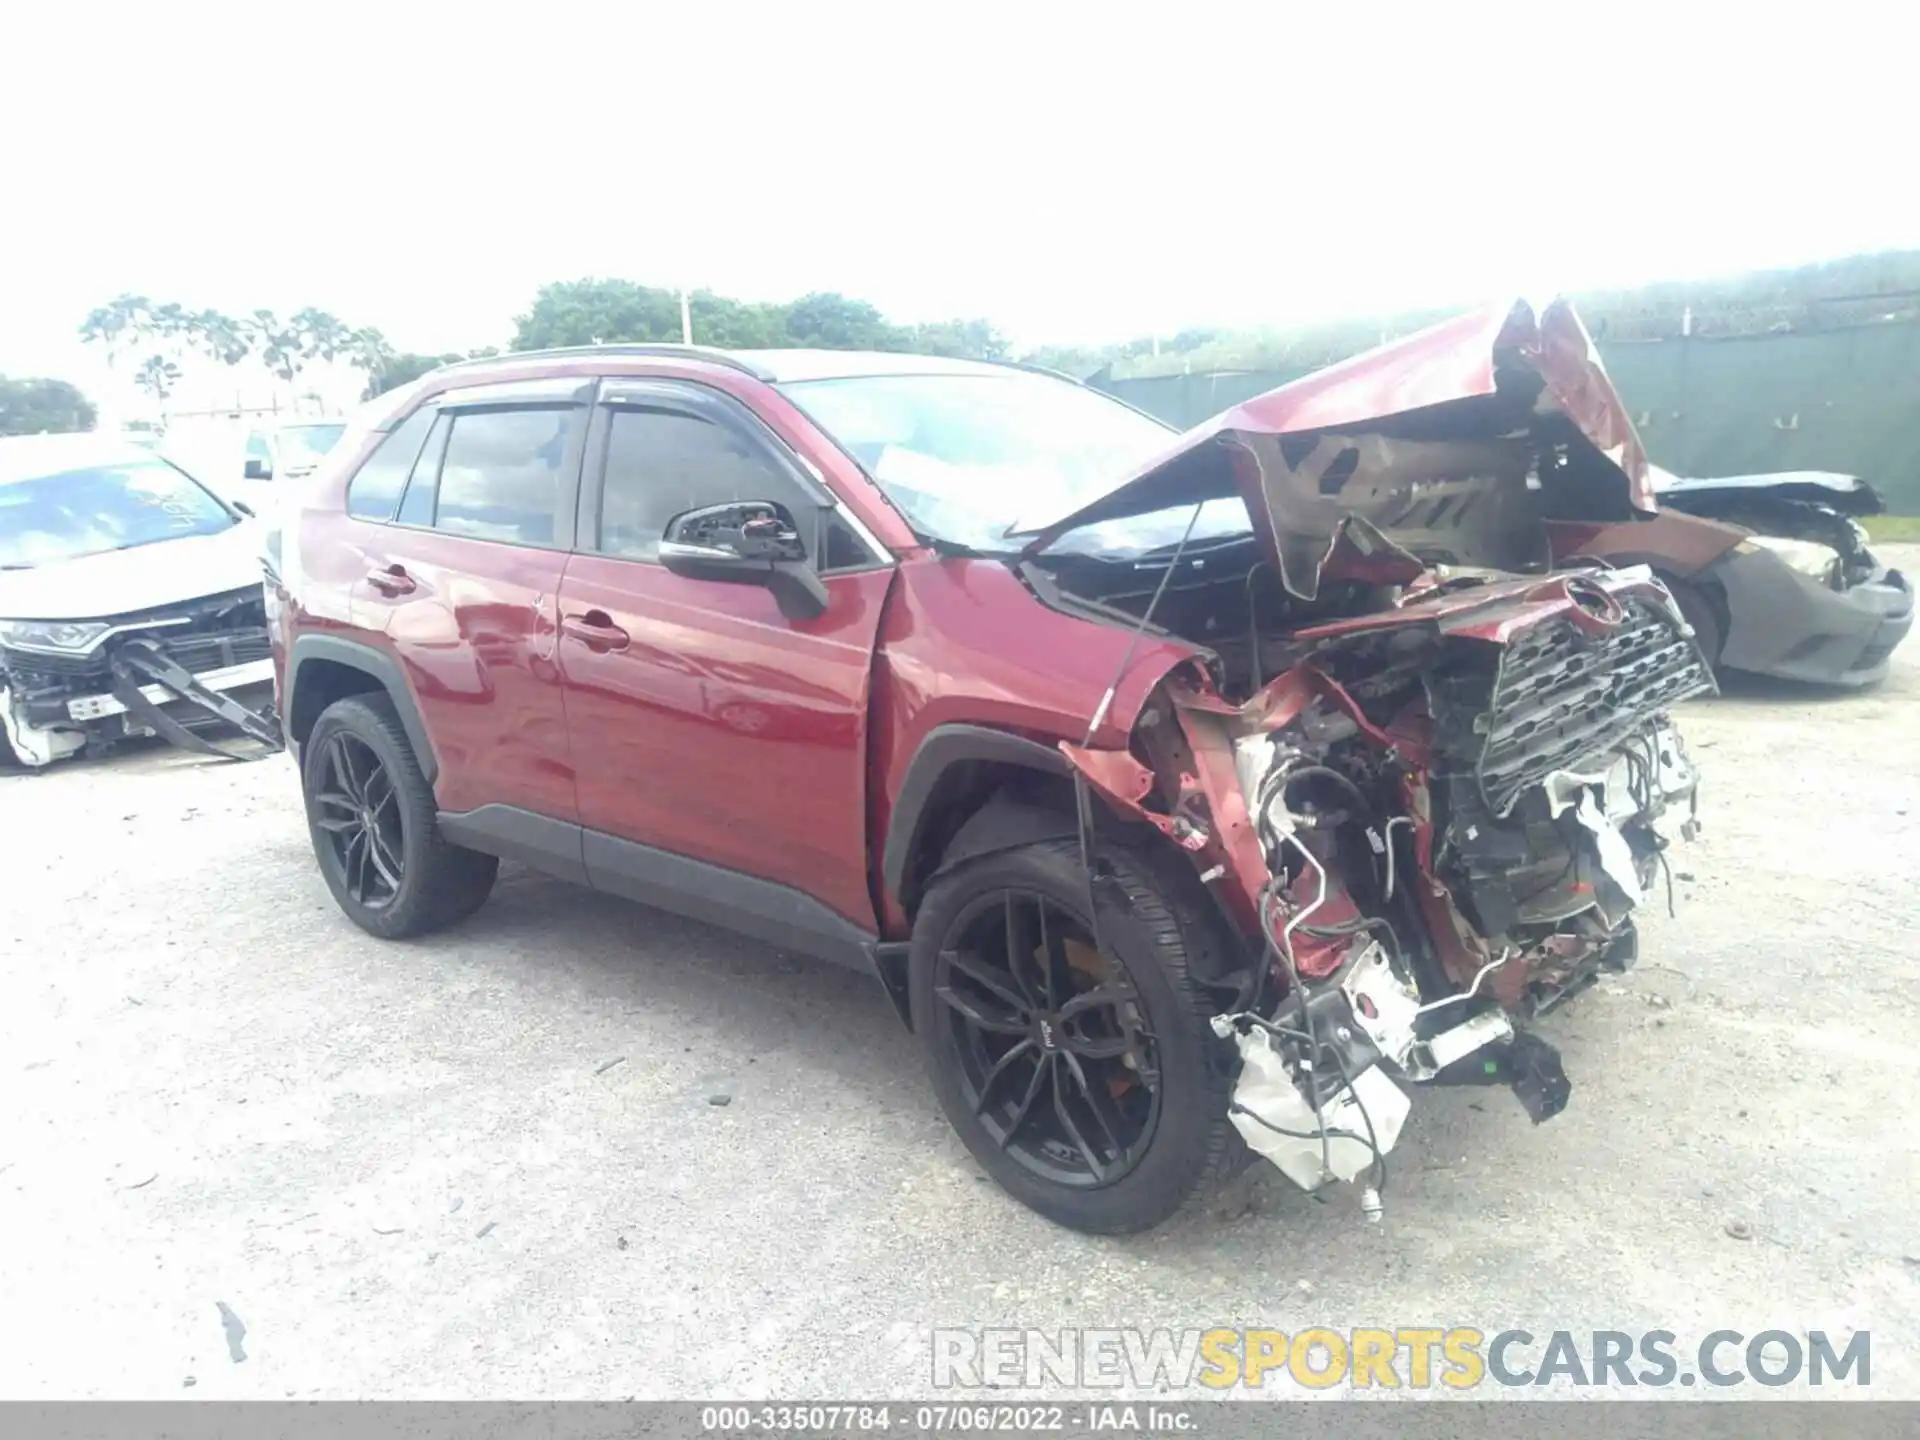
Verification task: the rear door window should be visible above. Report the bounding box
[346,408,435,520]
[432,407,576,546]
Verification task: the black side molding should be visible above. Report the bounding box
[881,723,1072,906]
[437,804,588,886]
[287,634,439,786]
[434,803,883,975]
[584,830,877,972]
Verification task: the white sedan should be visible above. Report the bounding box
[0,433,280,767]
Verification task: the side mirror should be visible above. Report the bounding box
[230,498,257,518]
[244,457,272,481]
[658,500,828,621]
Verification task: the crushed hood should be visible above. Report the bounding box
[0,521,266,621]
[1651,466,1886,517]
[1018,298,1652,600]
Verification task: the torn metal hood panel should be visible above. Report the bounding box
[1017,299,1652,598]
[1651,465,1886,517]
[0,522,266,621]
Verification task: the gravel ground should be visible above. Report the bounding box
[3,549,1917,1401]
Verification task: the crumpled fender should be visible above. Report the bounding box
[1059,661,1408,937]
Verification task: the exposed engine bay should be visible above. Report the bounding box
[0,587,283,767]
[1058,566,1712,1218]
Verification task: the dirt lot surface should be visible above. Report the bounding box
[4,549,1917,1400]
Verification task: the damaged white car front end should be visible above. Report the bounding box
[0,435,282,768]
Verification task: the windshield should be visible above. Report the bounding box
[278,423,346,464]
[781,371,1177,551]
[0,457,238,569]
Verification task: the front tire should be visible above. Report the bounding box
[1663,576,1724,670]
[909,836,1241,1233]
[302,694,497,938]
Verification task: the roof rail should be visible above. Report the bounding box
[1002,358,1089,386]
[430,343,773,381]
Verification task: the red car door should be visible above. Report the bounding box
[353,378,591,838]
[555,379,892,942]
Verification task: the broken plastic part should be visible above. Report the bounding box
[1428,1030,1573,1124]
[108,639,282,760]
[0,685,86,766]
[1224,1026,1409,1194]
[1503,1031,1574,1123]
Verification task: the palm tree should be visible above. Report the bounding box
[133,354,182,413]
[192,309,253,367]
[345,326,397,399]
[77,293,153,372]
[290,308,350,368]
[248,309,301,391]
[147,303,197,383]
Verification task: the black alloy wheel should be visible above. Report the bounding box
[310,730,405,910]
[909,836,1243,1233]
[932,888,1162,1188]
[301,693,497,939]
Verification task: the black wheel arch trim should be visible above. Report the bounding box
[287,634,438,787]
[930,793,1084,882]
[880,723,1074,907]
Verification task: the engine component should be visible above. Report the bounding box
[1425,1029,1574,1123]
[1339,940,1514,1081]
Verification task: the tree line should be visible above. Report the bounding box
[75,296,404,410]
[10,248,1910,438]
[509,279,1010,362]
[3,280,1018,436]
[0,376,96,437]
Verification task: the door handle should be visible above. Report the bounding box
[366,564,415,597]
[562,610,630,652]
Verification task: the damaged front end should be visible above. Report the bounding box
[1022,298,1716,1218]
[0,588,283,767]
[1067,570,1711,1216]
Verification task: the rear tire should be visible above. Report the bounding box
[909,836,1242,1233]
[302,694,497,938]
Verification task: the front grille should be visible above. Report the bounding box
[1,587,268,683]
[1465,599,1715,815]
[2,647,105,679]
[151,628,273,673]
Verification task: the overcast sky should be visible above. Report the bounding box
[5,1,1913,389]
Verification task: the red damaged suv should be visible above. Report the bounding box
[268,300,1711,1233]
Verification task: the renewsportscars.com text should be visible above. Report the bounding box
[932,1327,1871,1391]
